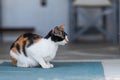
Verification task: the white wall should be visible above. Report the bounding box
[2,0,69,42]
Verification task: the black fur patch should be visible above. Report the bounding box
[23,33,40,47]
[23,41,27,56]
[10,35,22,49]
[27,39,33,47]
[10,43,14,49]
[45,30,67,42]
[51,35,64,42]
[45,30,52,39]
[16,44,20,53]
[23,33,33,38]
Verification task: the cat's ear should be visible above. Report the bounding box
[59,24,64,31]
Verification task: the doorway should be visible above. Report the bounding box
[67,0,120,60]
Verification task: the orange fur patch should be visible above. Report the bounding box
[11,48,18,54]
[33,36,42,43]
[15,35,27,49]
[10,57,17,66]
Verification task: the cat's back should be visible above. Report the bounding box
[10,33,43,53]
[27,37,56,50]
[10,33,43,65]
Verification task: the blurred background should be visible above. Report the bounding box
[0,0,119,60]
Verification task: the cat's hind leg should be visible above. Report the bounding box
[16,54,29,68]
[17,61,29,68]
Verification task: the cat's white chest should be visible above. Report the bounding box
[26,38,58,60]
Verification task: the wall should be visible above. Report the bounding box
[2,0,69,42]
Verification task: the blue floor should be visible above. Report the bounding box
[0,62,104,80]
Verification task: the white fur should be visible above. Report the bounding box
[10,36,68,68]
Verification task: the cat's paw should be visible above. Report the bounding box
[46,62,54,68]
[41,64,51,69]
[49,64,54,68]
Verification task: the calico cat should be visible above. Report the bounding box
[10,24,69,68]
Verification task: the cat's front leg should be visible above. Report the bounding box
[30,54,51,68]
[44,57,54,68]
[37,58,51,69]
[46,61,54,68]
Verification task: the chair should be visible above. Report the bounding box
[71,0,112,41]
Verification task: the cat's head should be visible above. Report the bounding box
[45,24,69,45]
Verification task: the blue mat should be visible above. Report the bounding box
[0,62,104,80]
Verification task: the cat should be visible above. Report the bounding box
[10,24,69,68]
